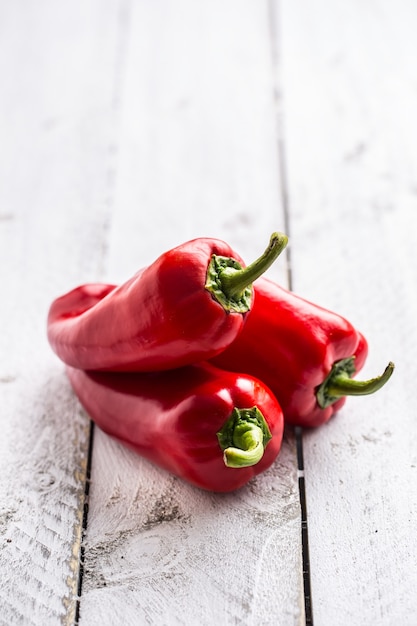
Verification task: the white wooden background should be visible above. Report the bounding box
[1,1,416,624]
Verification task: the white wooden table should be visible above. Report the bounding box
[1,2,416,624]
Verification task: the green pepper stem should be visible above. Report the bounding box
[223,423,265,468]
[217,406,272,468]
[316,357,395,409]
[219,232,288,300]
[326,361,395,398]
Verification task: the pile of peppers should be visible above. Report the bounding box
[47,232,394,492]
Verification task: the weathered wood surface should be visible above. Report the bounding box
[1,0,416,624]
[0,1,302,625]
[0,2,122,624]
[78,2,303,625]
[279,0,417,623]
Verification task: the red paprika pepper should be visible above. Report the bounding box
[47,233,287,372]
[211,277,394,428]
[66,363,284,492]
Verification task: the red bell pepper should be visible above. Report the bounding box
[47,233,287,372]
[211,277,394,428]
[66,363,284,492]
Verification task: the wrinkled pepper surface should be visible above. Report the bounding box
[66,362,284,492]
[47,233,287,372]
[212,277,394,428]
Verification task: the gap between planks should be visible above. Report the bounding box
[74,422,95,626]
[268,0,314,622]
[72,3,313,624]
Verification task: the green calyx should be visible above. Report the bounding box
[217,407,272,468]
[316,357,395,409]
[205,232,288,313]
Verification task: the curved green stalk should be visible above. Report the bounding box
[217,407,272,468]
[316,357,395,409]
[205,232,288,313]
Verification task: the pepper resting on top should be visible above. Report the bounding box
[211,277,394,428]
[47,233,287,372]
[66,362,284,492]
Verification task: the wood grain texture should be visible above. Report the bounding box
[80,432,302,625]
[278,0,417,623]
[7,0,416,623]
[76,1,303,624]
[0,1,122,623]
[104,0,290,283]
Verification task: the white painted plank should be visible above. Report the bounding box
[77,1,303,624]
[105,1,289,283]
[279,0,417,623]
[0,2,122,624]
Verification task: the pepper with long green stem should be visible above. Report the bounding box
[211,277,394,428]
[47,233,287,372]
[66,362,284,492]
[316,356,394,409]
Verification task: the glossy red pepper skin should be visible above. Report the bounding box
[211,277,370,428]
[47,234,287,372]
[66,363,284,492]
[47,238,251,372]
